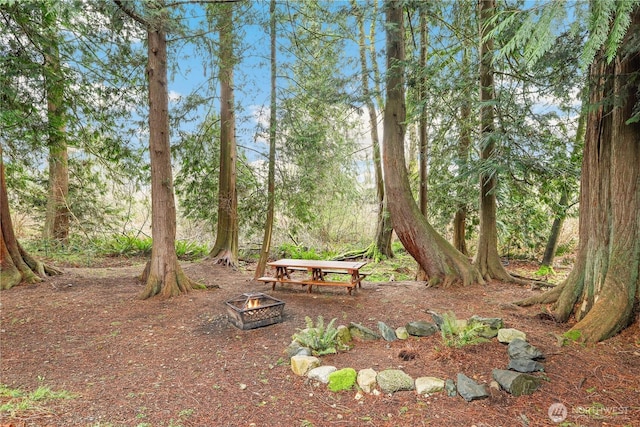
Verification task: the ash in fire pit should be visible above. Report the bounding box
[225,293,285,330]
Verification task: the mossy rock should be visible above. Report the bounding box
[327,368,357,392]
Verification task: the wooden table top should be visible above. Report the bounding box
[267,258,367,270]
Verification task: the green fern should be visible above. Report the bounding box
[440,312,488,348]
[292,316,346,356]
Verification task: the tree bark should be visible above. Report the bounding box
[414,8,430,281]
[352,0,393,261]
[1,145,61,290]
[541,106,585,267]
[139,13,195,299]
[540,190,568,267]
[209,2,239,268]
[382,0,484,288]
[418,9,428,217]
[453,46,473,256]
[517,6,640,343]
[473,0,525,283]
[41,6,70,243]
[255,0,277,279]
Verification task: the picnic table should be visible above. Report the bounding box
[257,258,367,295]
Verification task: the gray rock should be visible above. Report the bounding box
[469,315,504,330]
[508,358,545,373]
[508,338,545,360]
[377,321,397,342]
[395,326,409,340]
[285,341,304,358]
[376,369,415,394]
[285,341,312,357]
[497,328,527,343]
[307,365,337,384]
[469,315,504,338]
[290,355,321,376]
[293,347,312,357]
[456,373,488,402]
[415,377,445,395]
[348,323,381,341]
[492,369,542,396]
[444,379,457,397]
[427,310,444,329]
[405,321,439,337]
[357,368,378,394]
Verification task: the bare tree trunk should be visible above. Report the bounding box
[415,8,429,281]
[383,0,483,288]
[473,0,525,283]
[369,0,394,259]
[209,3,239,268]
[41,9,69,243]
[353,0,393,261]
[255,0,277,279]
[418,10,428,217]
[453,47,472,256]
[139,20,194,299]
[1,145,61,290]
[540,190,568,267]
[541,106,585,267]
[517,6,640,343]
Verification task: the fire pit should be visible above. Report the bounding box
[225,292,285,330]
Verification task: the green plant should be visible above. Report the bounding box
[535,264,556,276]
[100,234,153,257]
[292,316,346,356]
[175,240,209,260]
[0,383,76,417]
[562,329,583,346]
[278,243,323,260]
[440,312,488,348]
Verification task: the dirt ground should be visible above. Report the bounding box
[1,259,639,427]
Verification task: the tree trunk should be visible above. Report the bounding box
[418,10,428,217]
[415,8,429,281]
[255,0,277,279]
[1,145,61,290]
[139,20,194,299]
[517,6,640,343]
[209,3,239,268]
[540,190,568,267]
[353,0,393,261]
[541,106,585,267]
[453,46,472,256]
[41,8,70,244]
[473,0,524,283]
[382,0,484,288]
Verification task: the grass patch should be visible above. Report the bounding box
[0,383,77,417]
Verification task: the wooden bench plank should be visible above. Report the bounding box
[257,276,356,294]
[284,266,368,276]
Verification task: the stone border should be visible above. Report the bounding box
[287,313,547,401]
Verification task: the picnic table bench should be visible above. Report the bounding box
[257,258,367,295]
